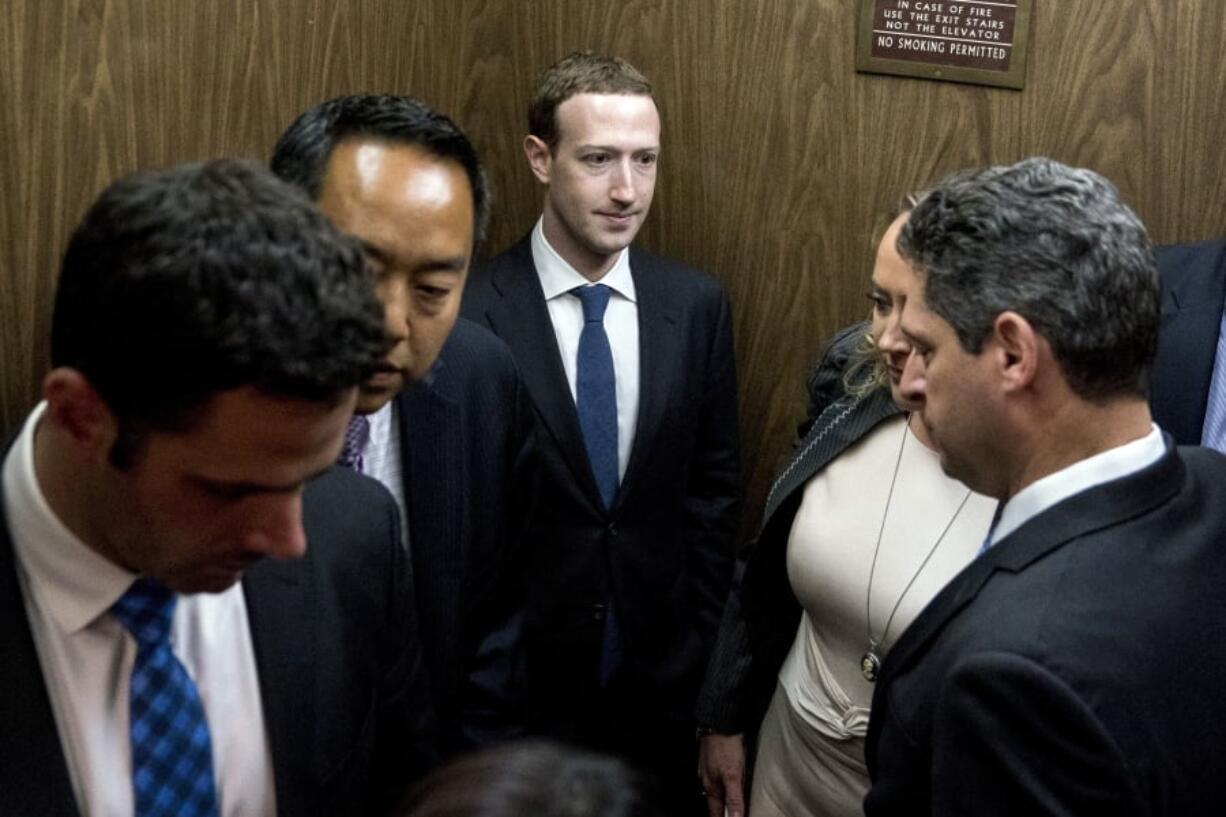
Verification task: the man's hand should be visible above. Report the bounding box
[697,732,746,817]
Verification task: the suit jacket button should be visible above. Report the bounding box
[606,524,617,537]
[591,603,606,621]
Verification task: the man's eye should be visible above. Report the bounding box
[584,154,611,166]
[416,286,450,300]
[867,293,890,314]
[636,153,658,167]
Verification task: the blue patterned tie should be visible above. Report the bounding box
[111,579,219,817]
[573,285,619,507]
[572,284,624,684]
[1201,310,1226,453]
[337,414,371,472]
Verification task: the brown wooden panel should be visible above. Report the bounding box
[3,0,1224,541]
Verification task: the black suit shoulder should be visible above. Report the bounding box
[1151,238,1226,445]
[394,316,534,756]
[866,445,1226,815]
[432,317,521,392]
[248,467,436,815]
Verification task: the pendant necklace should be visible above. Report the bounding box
[861,416,972,683]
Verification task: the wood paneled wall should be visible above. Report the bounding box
[3,1,1223,537]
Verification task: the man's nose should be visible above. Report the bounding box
[378,278,410,342]
[243,491,307,561]
[609,160,636,205]
[899,348,927,404]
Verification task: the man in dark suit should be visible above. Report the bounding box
[0,160,432,816]
[463,52,741,812]
[864,157,1226,814]
[271,95,533,755]
[1150,237,1226,449]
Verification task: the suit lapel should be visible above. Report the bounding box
[0,497,78,816]
[482,236,604,508]
[878,441,1186,689]
[616,251,678,506]
[761,387,899,527]
[243,554,315,816]
[398,379,464,606]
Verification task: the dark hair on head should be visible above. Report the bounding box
[51,158,388,466]
[270,93,490,240]
[397,739,666,817]
[529,51,653,150]
[897,157,1159,401]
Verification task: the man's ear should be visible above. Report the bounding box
[991,311,1039,393]
[523,135,553,185]
[41,368,118,453]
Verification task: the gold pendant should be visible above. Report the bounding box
[861,649,881,683]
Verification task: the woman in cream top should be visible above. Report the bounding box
[695,211,996,817]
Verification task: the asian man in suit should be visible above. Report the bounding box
[1150,237,1226,450]
[864,157,1226,814]
[0,160,433,816]
[463,52,741,814]
[271,94,534,757]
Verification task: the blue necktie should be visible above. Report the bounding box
[111,579,219,817]
[573,285,620,507]
[337,414,371,472]
[1201,310,1226,452]
[572,285,624,684]
[978,502,1004,555]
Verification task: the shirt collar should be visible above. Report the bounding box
[3,402,136,635]
[989,423,1167,547]
[530,217,637,304]
[365,399,396,450]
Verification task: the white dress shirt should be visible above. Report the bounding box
[3,403,276,817]
[986,424,1167,548]
[363,399,409,549]
[531,218,640,480]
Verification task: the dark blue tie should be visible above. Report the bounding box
[111,579,219,817]
[573,284,624,684]
[573,285,619,508]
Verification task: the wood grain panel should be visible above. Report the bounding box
[2,0,1224,541]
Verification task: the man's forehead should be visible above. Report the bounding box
[555,93,659,140]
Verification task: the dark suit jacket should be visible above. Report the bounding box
[1151,238,1226,444]
[695,322,900,734]
[865,442,1226,815]
[0,465,433,817]
[395,317,534,756]
[463,234,740,724]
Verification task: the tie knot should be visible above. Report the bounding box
[111,578,176,648]
[573,284,612,323]
[337,414,371,470]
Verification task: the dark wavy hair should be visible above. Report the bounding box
[271,93,490,240]
[398,740,666,817]
[51,158,387,464]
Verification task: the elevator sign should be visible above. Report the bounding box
[856,0,1033,89]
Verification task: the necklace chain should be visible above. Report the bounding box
[864,416,972,653]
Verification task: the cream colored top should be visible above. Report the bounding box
[779,414,997,740]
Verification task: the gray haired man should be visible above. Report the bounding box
[865,157,1226,815]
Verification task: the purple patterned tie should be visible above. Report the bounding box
[337,415,371,472]
[111,578,219,817]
